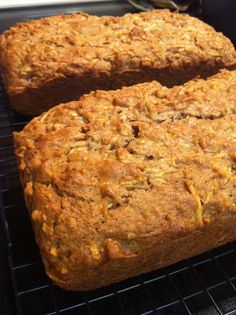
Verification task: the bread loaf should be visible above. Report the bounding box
[1,9,235,116]
[14,70,236,290]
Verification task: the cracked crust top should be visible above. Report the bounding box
[1,9,235,94]
[14,70,236,290]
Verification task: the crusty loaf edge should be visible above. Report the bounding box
[13,70,236,290]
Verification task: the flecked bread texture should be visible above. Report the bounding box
[14,69,236,291]
[1,9,236,116]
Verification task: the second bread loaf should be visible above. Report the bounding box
[0,9,235,115]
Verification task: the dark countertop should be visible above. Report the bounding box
[0,219,17,314]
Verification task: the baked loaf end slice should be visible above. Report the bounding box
[1,9,236,116]
[14,70,236,291]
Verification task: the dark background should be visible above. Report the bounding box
[201,0,236,46]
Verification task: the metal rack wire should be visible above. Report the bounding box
[1,85,236,315]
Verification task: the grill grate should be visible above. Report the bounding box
[1,86,236,315]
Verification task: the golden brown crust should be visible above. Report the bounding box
[1,9,236,116]
[14,70,236,290]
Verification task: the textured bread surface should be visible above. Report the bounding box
[1,9,236,116]
[14,70,236,291]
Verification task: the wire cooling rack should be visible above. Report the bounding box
[1,87,236,315]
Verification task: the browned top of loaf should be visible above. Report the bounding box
[14,70,236,279]
[1,9,236,93]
